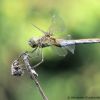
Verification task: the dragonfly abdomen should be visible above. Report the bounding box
[56,39,75,47]
[74,39,100,44]
[56,38,100,47]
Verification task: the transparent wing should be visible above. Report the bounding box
[51,34,75,56]
[48,15,56,36]
[30,47,42,62]
[51,46,68,57]
[48,12,68,38]
[49,11,75,56]
[65,34,75,54]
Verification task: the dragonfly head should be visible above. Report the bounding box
[28,38,37,48]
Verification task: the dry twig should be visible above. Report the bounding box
[21,52,48,100]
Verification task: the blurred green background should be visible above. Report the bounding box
[0,0,100,100]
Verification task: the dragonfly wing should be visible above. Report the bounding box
[65,45,75,54]
[30,47,42,60]
[51,46,68,57]
[48,12,68,38]
[29,47,44,68]
[48,15,57,36]
[65,34,75,54]
[48,12,75,55]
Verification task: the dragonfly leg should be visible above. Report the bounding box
[31,48,37,53]
[17,51,29,61]
[18,48,37,59]
[33,49,44,68]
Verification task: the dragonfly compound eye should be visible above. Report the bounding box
[28,38,37,48]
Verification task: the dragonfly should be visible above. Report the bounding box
[28,14,100,68]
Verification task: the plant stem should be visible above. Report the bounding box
[22,53,48,100]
